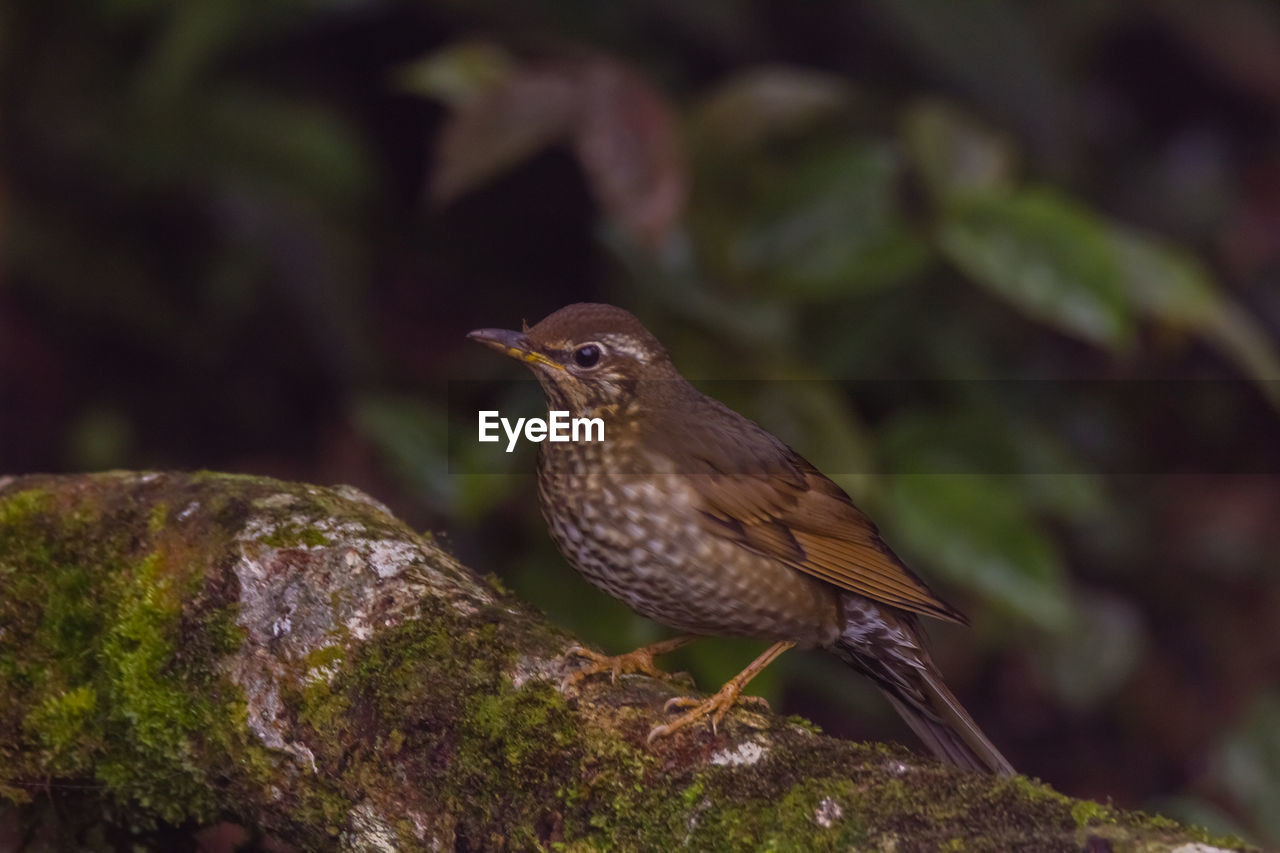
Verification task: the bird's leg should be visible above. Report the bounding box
[647,641,796,743]
[561,635,696,690]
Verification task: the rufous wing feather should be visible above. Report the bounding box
[663,395,967,623]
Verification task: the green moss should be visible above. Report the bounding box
[453,684,579,844]
[484,572,512,596]
[258,521,332,549]
[557,725,872,851]
[1071,798,1112,828]
[293,642,358,759]
[286,614,470,836]
[147,502,168,535]
[94,548,221,822]
[302,644,346,674]
[0,473,444,841]
[1003,773,1070,804]
[0,487,52,529]
[0,474,272,831]
[1113,807,1250,850]
[200,605,249,658]
[23,685,98,771]
[341,608,575,844]
[764,778,861,851]
[784,714,823,734]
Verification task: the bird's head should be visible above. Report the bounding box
[468,303,680,418]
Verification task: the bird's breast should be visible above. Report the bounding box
[535,441,840,645]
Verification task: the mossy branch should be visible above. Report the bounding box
[0,472,1251,852]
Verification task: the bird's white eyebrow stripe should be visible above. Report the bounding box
[598,334,650,362]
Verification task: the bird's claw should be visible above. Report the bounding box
[662,694,771,715]
[560,643,672,692]
[646,689,772,743]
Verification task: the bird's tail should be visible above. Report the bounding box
[877,664,1014,776]
[833,619,1014,776]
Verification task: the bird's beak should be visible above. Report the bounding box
[467,328,565,371]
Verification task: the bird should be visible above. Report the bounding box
[468,302,1014,775]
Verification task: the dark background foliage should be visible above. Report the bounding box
[2,0,1279,844]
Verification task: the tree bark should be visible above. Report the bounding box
[0,472,1252,852]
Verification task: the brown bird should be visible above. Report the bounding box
[468,303,1014,775]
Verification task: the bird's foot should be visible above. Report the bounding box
[561,636,694,692]
[645,640,795,743]
[647,686,771,743]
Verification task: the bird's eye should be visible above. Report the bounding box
[572,344,602,368]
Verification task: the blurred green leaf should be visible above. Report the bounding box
[204,91,374,205]
[1109,226,1220,325]
[1110,226,1280,410]
[1204,303,1280,413]
[396,40,516,107]
[1210,691,1280,845]
[878,472,1072,631]
[901,99,1017,201]
[877,405,1106,522]
[353,394,454,508]
[938,189,1133,350]
[755,378,877,503]
[694,65,856,151]
[507,549,658,663]
[136,0,273,107]
[354,393,526,521]
[732,143,931,299]
[872,404,1094,631]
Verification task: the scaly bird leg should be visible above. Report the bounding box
[647,641,796,743]
[561,635,696,691]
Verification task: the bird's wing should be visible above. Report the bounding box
[665,396,966,624]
